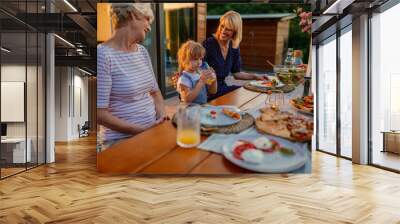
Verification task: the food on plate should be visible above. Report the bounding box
[263,79,278,87]
[222,108,241,120]
[287,116,313,141]
[253,136,280,153]
[280,147,295,156]
[262,81,275,87]
[208,110,217,119]
[255,107,313,142]
[252,79,279,88]
[290,95,313,113]
[232,140,257,160]
[232,137,293,163]
[303,95,313,104]
[256,119,292,139]
[260,107,292,121]
[241,150,264,164]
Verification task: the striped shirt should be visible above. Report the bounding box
[97,44,159,142]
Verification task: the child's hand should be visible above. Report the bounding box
[207,72,217,85]
[199,70,211,83]
[200,70,215,85]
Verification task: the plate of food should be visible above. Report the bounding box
[290,95,313,115]
[255,107,313,142]
[222,135,308,173]
[200,105,242,127]
[249,78,285,89]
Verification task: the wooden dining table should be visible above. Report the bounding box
[97,86,311,174]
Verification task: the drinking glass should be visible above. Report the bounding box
[176,103,201,148]
[266,90,285,110]
[199,61,215,85]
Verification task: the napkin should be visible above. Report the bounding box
[197,128,258,154]
[198,134,234,154]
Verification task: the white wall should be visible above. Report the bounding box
[1,65,39,138]
[1,64,46,163]
[55,66,70,141]
[54,67,89,141]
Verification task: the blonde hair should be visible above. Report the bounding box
[110,3,154,29]
[177,40,206,73]
[216,11,242,48]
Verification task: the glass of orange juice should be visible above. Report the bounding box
[177,103,200,148]
[199,62,215,85]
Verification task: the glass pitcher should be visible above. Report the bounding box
[176,103,201,148]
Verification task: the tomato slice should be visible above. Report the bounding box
[233,142,256,160]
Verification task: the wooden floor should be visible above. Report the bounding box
[1,167,26,178]
[373,150,400,171]
[0,136,400,223]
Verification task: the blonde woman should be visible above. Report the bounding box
[97,3,167,151]
[202,10,265,100]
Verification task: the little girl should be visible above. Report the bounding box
[176,40,217,104]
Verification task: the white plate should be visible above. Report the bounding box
[249,79,285,89]
[292,106,313,116]
[200,105,242,127]
[222,135,308,173]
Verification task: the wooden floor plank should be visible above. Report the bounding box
[1,132,400,223]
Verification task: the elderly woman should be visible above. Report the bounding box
[203,11,265,100]
[97,3,167,151]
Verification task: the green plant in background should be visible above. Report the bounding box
[207,3,311,63]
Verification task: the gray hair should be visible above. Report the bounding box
[110,3,154,28]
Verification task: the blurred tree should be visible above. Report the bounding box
[207,3,311,63]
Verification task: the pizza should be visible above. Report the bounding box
[222,108,241,120]
[290,95,313,114]
[260,107,292,121]
[255,107,313,142]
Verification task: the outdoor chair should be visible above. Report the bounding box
[78,121,90,138]
[171,72,182,101]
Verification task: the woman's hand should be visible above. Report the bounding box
[150,90,169,124]
[254,74,268,81]
[234,72,267,81]
[154,115,169,125]
[155,110,169,123]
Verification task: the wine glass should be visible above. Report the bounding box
[265,90,285,110]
